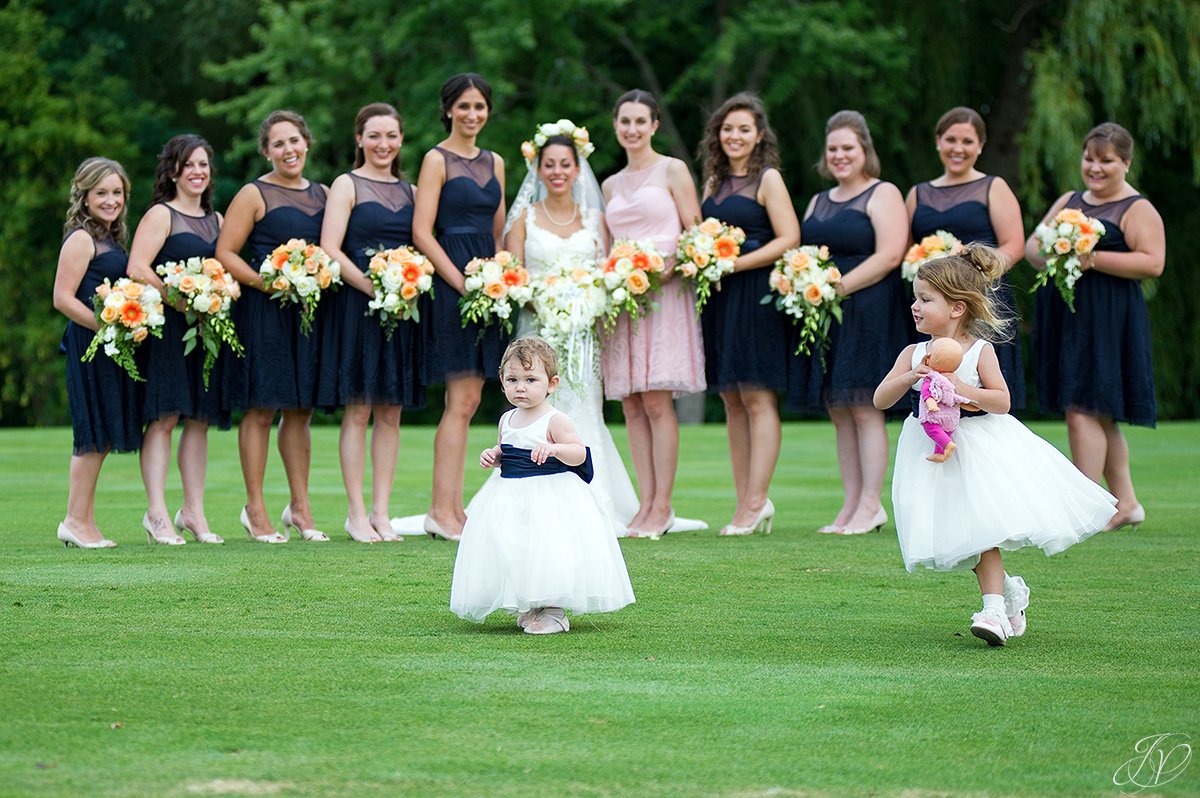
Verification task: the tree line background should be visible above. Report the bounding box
[2,0,1198,426]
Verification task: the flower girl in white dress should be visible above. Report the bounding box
[874,245,1116,647]
[450,337,635,634]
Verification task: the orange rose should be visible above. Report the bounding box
[202,258,223,277]
[1075,235,1098,254]
[483,281,508,299]
[826,267,841,282]
[1053,238,1072,255]
[648,253,665,272]
[571,267,591,283]
[317,268,332,289]
[692,252,709,267]
[400,283,419,300]
[789,251,811,271]
[1078,222,1094,236]
[179,275,197,293]
[229,281,242,299]
[1056,208,1087,225]
[305,259,319,275]
[699,218,724,237]
[494,251,514,267]
[96,283,111,298]
[773,274,793,295]
[905,245,926,263]
[919,235,943,253]
[119,300,147,327]
[100,305,119,324]
[132,327,148,343]
[626,270,650,295]
[602,257,618,273]
[208,296,224,314]
[304,244,319,259]
[123,282,143,299]
[714,235,738,260]
[679,262,698,277]
[818,245,830,260]
[804,284,823,306]
[609,243,634,260]
[272,249,289,269]
[465,258,482,275]
[272,277,291,292]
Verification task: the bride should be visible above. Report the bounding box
[476,128,640,534]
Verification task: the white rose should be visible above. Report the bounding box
[694,233,715,251]
[285,262,306,283]
[495,303,511,319]
[328,261,341,281]
[603,271,622,290]
[417,274,433,291]
[465,275,483,292]
[192,293,212,313]
[612,287,628,302]
[295,277,317,297]
[555,119,575,134]
[381,267,402,292]
[1057,222,1073,236]
[481,261,502,282]
[382,292,401,311]
[542,124,561,137]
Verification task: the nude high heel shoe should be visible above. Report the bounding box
[282,505,329,542]
[240,507,286,544]
[1105,504,1145,532]
[718,499,774,536]
[143,513,185,545]
[838,507,887,536]
[57,522,116,549]
[175,510,223,544]
[423,515,461,542]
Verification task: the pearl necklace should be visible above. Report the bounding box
[541,201,578,227]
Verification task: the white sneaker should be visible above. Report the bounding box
[970,608,1013,647]
[1004,575,1030,638]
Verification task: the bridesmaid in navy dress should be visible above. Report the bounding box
[319,102,420,543]
[906,107,1026,407]
[216,110,330,543]
[413,73,507,541]
[52,158,140,548]
[698,94,800,536]
[792,111,908,536]
[1026,122,1164,532]
[127,135,229,545]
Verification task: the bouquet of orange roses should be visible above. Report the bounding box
[763,245,843,361]
[459,250,533,336]
[902,230,963,282]
[676,217,744,314]
[599,239,666,329]
[1031,208,1106,311]
[81,277,165,381]
[156,256,244,387]
[366,246,435,337]
[258,238,342,334]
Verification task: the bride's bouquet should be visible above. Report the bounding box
[366,246,435,337]
[763,245,843,361]
[902,230,963,282]
[258,238,341,334]
[599,239,666,329]
[459,250,533,336]
[156,256,244,387]
[530,257,608,383]
[1031,208,1105,312]
[676,217,745,314]
[81,277,165,381]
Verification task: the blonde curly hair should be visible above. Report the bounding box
[64,157,131,245]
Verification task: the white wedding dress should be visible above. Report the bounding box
[469,206,640,536]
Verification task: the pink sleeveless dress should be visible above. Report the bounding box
[601,158,706,399]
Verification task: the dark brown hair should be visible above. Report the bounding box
[151,134,216,214]
[353,103,405,178]
[1083,122,1134,162]
[934,106,987,144]
[257,110,314,154]
[699,93,780,192]
[440,73,493,133]
[612,89,660,122]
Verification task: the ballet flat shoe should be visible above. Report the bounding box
[240,507,286,544]
[282,504,329,542]
[57,522,116,549]
[174,510,222,544]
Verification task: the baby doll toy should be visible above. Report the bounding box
[919,338,974,463]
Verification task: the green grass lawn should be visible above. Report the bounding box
[1,420,1197,797]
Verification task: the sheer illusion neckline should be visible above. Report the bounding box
[164,202,207,219]
[929,175,989,189]
[437,145,485,161]
[257,178,313,191]
[827,179,880,204]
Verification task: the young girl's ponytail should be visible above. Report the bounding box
[916,244,1014,343]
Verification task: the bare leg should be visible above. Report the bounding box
[721,390,751,524]
[845,405,887,528]
[278,408,316,529]
[641,390,679,529]
[827,405,862,528]
[340,402,376,536]
[1065,410,1107,483]
[429,376,483,535]
[64,451,107,543]
[369,404,402,533]
[239,408,279,535]
[973,548,1005,596]
[730,389,781,527]
[622,394,654,530]
[139,414,178,538]
[176,419,215,539]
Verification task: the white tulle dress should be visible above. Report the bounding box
[468,206,640,536]
[893,339,1117,572]
[450,407,636,621]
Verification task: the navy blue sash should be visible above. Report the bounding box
[499,444,594,483]
[909,389,987,419]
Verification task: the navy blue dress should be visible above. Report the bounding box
[426,147,507,382]
[699,172,789,392]
[789,182,909,410]
[317,173,424,409]
[143,205,231,428]
[226,180,326,411]
[61,233,144,454]
[910,176,1026,408]
[1034,192,1156,427]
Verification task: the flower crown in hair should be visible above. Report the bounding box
[520,119,594,166]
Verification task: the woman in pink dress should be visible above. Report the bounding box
[601,89,706,539]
